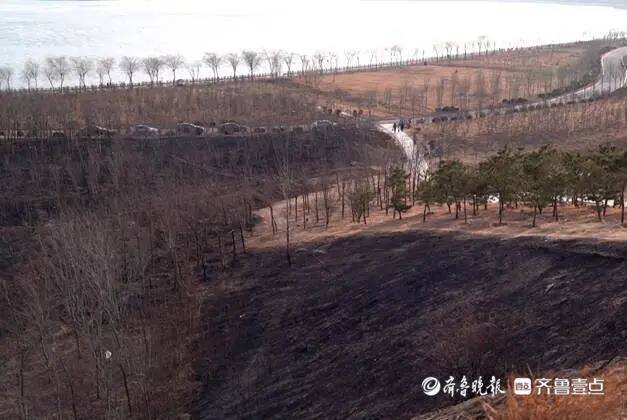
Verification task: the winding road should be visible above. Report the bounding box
[567,45,627,100]
[378,45,627,165]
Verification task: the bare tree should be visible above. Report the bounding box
[163,54,185,85]
[43,62,59,90]
[298,54,310,74]
[391,45,403,64]
[70,57,94,89]
[369,49,379,65]
[433,44,441,62]
[96,57,115,86]
[119,56,140,86]
[242,50,260,78]
[412,48,421,62]
[95,61,107,86]
[0,66,12,91]
[45,56,70,89]
[313,52,326,73]
[444,41,455,60]
[282,52,295,75]
[345,49,358,68]
[203,53,222,79]
[186,60,202,83]
[273,136,293,265]
[142,57,164,85]
[328,52,338,71]
[225,53,241,78]
[21,59,40,90]
[265,50,282,78]
[477,35,487,56]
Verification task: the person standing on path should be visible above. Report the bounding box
[400,121,405,132]
[393,122,397,132]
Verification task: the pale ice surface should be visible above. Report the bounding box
[1,0,627,86]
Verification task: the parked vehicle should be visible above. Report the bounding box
[311,120,337,131]
[176,122,206,137]
[129,124,159,137]
[219,122,248,135]
[50,131,67,140]
[436,106,460,113]
[78,125,116,139]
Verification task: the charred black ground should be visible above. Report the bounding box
[194,229,627,419]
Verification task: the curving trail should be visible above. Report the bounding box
[566,45,627,100]
[377,45,627,166]
[377,123,415,161]
[376,122,429,176]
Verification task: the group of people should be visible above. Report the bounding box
[392,119,410,133]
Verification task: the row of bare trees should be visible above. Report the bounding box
[0,41,495,91]
[421,96,627,157]
[5,34,619,92]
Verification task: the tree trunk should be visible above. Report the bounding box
[341,182,345,218]
[239,222,246,253]
[119,363,133,417]
[621,188,625,226]
[294,195,298,222]
[269,205,277,234]
[499,198,504,225]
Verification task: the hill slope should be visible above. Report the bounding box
[194,230,626,419]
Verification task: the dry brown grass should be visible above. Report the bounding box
[0,79,323,135]
[297,46,587,118]
[251,187,627,255]
[488,361,627,420]
[415,98,627,161]
[452,46,584,72]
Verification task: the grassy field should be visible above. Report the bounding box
[295,44,595,118]
[410,95,627,161]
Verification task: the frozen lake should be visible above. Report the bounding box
[1,0,627,86]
